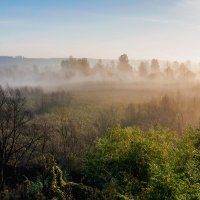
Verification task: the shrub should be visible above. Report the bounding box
[84,126,178,198]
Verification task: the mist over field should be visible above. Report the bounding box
[1,55,200,199]
[2,0,200,199]
[0,55,200,90]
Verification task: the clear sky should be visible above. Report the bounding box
[0,0,200,61]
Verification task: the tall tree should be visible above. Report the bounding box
[0,87,41,187]
[164,63,174,80]
[138,61,148,77]
[117,54,132,72]
[150,59,160,74]
[61,57,91,78]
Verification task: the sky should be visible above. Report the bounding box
[0,0,200,61]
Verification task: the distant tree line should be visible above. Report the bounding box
[61,54,196,81]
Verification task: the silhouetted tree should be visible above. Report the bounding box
[93,59,104,74]
[61,57,91,78]
[150,59,160,74]
[0,87,41,188]
[178,63,195,80]
[110,60,115,69]
[138,61,148,77]
[172,61,179,70]
[117,54,132,72]
[164,64,174,80]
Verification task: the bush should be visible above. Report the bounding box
[84,126,178,198]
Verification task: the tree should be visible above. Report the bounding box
[138,61,148,77]
[95,105,121,136]
[150,59,160,74]
[0,87,41,187]
[178,63,195,80]
[110,60,115,69]
[117,54,132,72]
[84,126,178,199]
[164,64,174,80]
[61,57,91,78]
[93,59,105,75]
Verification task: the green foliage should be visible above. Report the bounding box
[41,155,66,199]
[0,178,44,200]
[3,125,200,199]
[38,156,104,200]
[24,178,43,199]
[3,85,200,199]
[84,126,200,199]
[85,126,171,197]
[63,182,105,200]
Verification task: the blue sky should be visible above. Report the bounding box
[0,0,200,61]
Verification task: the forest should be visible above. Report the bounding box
[1,54,200,199]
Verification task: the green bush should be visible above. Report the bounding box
[3,126,200,199]
[84,126,200,199]
[40,155,104,200]
[40,155,66,199]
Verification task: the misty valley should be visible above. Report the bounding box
[1,55,200,199]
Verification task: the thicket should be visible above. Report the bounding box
[84,126,200,199]
[1,86,200,199]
